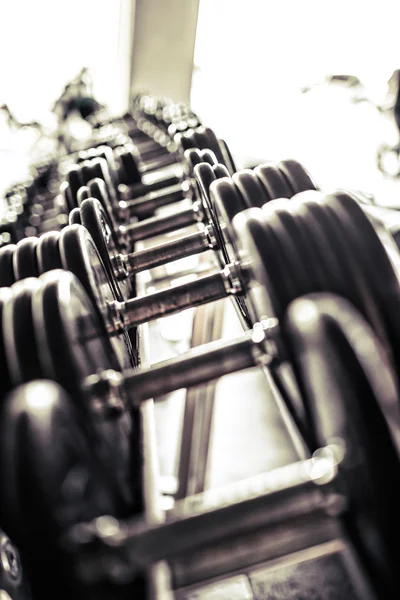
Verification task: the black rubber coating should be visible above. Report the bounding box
[255,163,293,200]
[0,244,17,287]
[13,237,40,280]
[36,232,62,274]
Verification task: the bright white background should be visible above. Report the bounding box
[0,0,132,191]
[0,0,131,121]
[191,0,400,202]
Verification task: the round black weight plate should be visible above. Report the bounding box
[199,148,219,166]
[13,237,40,280]
[86,157,118,207]
[324,192,400,371]
[295,192,391,361]
[68,207,82,225]
[284,293,400,597]
[202,127,227,168]
[211,176,248,262]
[2,278,43,385]
[76,185,90,206]
[231,207,276,325]
[32,271,133,509]
[79,160,94,190]
[0,287,13,399]
[66,165,84,209]
[59,180,76,212]
[59,225,133,370]
[254,163,293,200]
[87,177,119,244]
[219,139,237,175]
[0,381,124,600]
[291,191,355,295]
[36,232,62,273]
[117,145,142,185]
[278,159,317,194]
[0,244,17,287]
[32,270,118,399]
[0,530,30,600]
[262,199,311,301]
[183,148,205,172]
[177,129,196,154]
[80,198,123,301]
[92,144,117,176]
[193,162,230,270]
[233,169,270,209]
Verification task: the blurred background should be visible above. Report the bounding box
[1,0,399,202]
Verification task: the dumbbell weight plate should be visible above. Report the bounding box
[30,271,134,509]
[87,178,120,246]
[76,185,90,206]
[116,144,142,186]
[66,165,84,210]
[68,207,82,225]
[210,177,258,325]
[232,169,269,209]
[58,225,135,369]
[0,287,13,398]
[194,163,231,270]
[36,232,63,273]
[295,193,390,354]
[0,244,17,287]
[80,198,126,302]
[13,237,40,280]
[278,159,317,194]
[324,192,400,369]
[84,157,119,209]
[261,200,310,303]
[232,207,283,326]
[255,163,293,200]
[2,278,43,385]
[0,381,127,600]
[60,180,76,212]
[31,270,118,399]
[284,293,400,596]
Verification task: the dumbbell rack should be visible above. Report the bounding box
[1,87,400,599]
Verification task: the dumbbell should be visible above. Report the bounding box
[0,528,29,600]
[0,380,137,600]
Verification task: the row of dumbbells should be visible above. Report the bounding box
[1,96,400,599]
[0,96,202,244]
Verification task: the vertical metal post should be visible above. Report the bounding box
[129,0,201,103]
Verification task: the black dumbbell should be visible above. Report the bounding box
[0,380,136,600]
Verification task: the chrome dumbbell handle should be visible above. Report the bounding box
[118,182,191,218]
[69,451,339,584]
[119,203,199,244]
[85,316,278,412]
[112,228,212,278]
